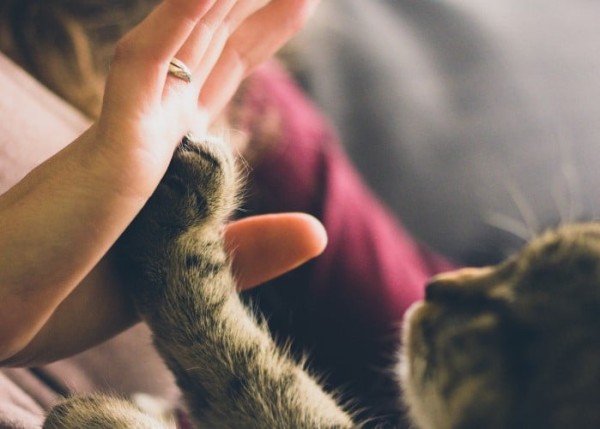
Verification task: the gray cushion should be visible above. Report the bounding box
[296,0,600,264]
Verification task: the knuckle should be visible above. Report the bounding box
[112,33,162,70]
[166,0,204,30]
[112,35,137,63]
[287,0,317,32]
[197,21,215,40]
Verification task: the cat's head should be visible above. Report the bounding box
[400,223,600,429]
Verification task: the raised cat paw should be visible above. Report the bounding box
[148,133,235,231]
[119,133,236,255]
[116,134,238,317]
[114,134,356,429]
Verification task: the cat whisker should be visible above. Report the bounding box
[502,175,540,239]
[484,212,532,243]
[552,128,583,226]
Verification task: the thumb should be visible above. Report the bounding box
[224,213,327,290]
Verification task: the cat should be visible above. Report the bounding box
[43,134,600,428]
[401,223,600,429]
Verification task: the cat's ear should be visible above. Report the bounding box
[424,267,499,302]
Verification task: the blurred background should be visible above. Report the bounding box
[290,0,600,266]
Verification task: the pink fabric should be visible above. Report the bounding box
[0,54,89,195]
[247,61,452,329]
[242,63,454,424]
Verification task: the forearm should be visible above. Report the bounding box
[1,253,139,367]
[0,127,149,363]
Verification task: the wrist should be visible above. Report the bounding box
[75,123,171,202]
[0,126,156,360]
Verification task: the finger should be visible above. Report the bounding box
[224,0,319,69]
[199,0,319,117]
[173,0,237,72]
[102,0,216,116]
[224,213,328,290]
[187,0,267,86]
[164,0,265,100]
[125,0,216,60]
[222,0,269,32]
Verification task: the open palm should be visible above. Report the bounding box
[95,0,318,198]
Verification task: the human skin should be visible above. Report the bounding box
[0,0,322,366]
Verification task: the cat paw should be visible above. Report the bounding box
[117,134,238,335]
[121,134,237,252]
[150,133,237,232]
[117,137,237,277]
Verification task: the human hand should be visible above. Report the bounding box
[225,213,327,290]
[3,213,326,366]
[0,0,320,365]
[94,0,319,198]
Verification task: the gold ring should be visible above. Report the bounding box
[168,58,192,83]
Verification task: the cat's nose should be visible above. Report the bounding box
[425,267,493,302]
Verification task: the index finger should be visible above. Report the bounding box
[102,0,218,114]
[199,0,320,117]
[224,213,328,290]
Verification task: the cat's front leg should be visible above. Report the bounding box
[118,135,356,429]
[43,394,173,429]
